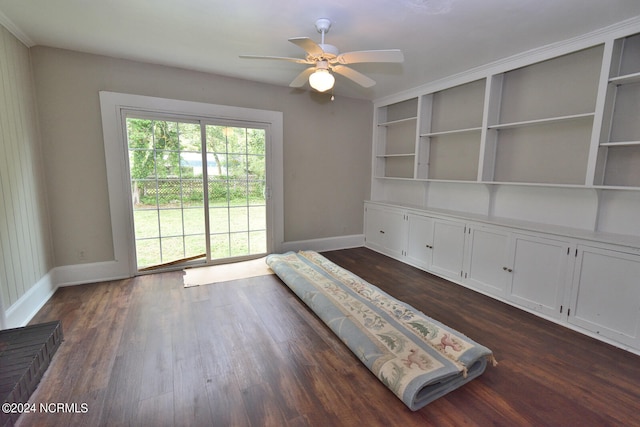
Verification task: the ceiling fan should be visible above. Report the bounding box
[240,18,404,92]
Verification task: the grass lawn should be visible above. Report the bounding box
[133,200,266,268]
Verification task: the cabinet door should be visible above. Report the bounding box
[430,219,466,281]
[569,245,640,348]
[406,214,434,270]
[507,234,571,319]
[364,205,406,259]
[465,226,511,298]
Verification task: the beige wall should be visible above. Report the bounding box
[0,27,53,309]
[30,46,372,266]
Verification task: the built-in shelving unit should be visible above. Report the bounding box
[369,20,640,248]
[366,20,640,357]
[375,45,607,187]
[595,33,640,188]
[372,31,640,190]
[374,97,418,179]
[485,105,595,184]
[418,79,485,181]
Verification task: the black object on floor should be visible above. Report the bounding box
[0,321,63,427]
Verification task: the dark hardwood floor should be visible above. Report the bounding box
[15,247,640,426]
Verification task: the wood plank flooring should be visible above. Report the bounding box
[15,247,640,426]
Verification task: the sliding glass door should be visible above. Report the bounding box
[126,115,267,271]
[205,124,266,261]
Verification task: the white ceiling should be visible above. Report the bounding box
[1,0,640,100]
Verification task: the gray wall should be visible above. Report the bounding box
[30,46,372,266]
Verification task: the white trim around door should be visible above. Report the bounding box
[99,91,284,278]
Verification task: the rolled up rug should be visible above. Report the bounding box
[266,250,497,411]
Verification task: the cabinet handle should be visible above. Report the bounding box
[379,230,385,234]
[425,244,433,249]
[503,267,513,272]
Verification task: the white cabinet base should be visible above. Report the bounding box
[507,234,572,320]
[363,201,640,355]
[465,226,511,298]
[570,245,640,348]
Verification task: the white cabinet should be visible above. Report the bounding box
[363,201,640,354]
[405,213,434,270]
[364,204,406,259]
[365,205,468,278]
[506,234,573,319]
[430,219,466,281]
[463,225,512,298]
[569,245,640,348]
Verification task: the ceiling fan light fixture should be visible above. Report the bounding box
[309,68,335,92]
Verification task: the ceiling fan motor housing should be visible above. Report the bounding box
[315,18,332,34]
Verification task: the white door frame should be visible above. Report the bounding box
[99,91,284,277]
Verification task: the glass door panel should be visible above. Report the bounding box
[126,117,268,270]
[205,124,267,261]
[127,117,206,269]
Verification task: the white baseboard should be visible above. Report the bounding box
[4,272,57,328]
[280,234,364,253]
[3,236,365,328]
[52,260,129,287]
[3,260,129,328]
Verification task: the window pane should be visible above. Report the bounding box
[209,207,229,233]
[184,235,206,258]
[229,207,248,232]
[161,236,184,262]
[249,231,266,254]
[136,238,160,268]
[249,206,266,230]
[210,234,230,259]
[183,207,205,235]
[133,209,159,238]
[247,129,265,155]
[178,122,201,151]
[159,208,183,237]
[230,232,248,256]
[127,118,154,150]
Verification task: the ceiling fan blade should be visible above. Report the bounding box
[333,65,376,88]
[289,67,315,88]
[239,55,311,64]
[335,49,404,64]
[288,37,324,57]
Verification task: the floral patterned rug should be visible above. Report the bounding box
[266,250,496,411]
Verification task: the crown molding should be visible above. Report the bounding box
[0,9,34,47]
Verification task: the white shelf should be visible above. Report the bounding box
[373,175,416,181]
[488,113,595,130]
[378,117,417,127]
[609,71,640,85]
[420,127,482,137]
[376,153,415,158]
[600,140,640,147]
